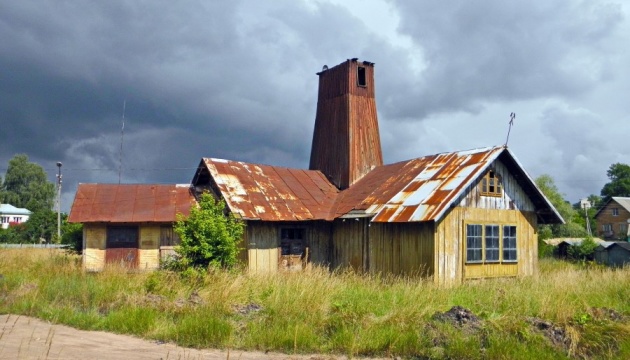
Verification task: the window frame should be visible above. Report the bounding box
[279,228,306,256]
[502,225,518,262]
[612,207,619,216]
[465,222,517,264]
[479,170,503,197]
[485,225,500,263]
[106,225,139,249]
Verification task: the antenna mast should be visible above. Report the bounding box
[504,112,515,147]
[118,100,126,184]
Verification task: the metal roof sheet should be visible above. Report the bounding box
[197,146,563,224]
[201,158,339,221]
[68,184,195,223]
[0,204,31,215]
[333,146,563,224]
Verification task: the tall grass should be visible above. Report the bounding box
[1,249,629,359]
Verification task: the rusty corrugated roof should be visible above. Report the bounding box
[68,184,195,223]
[196,146,562,224]
[333,146,563,224]
[200,158,339,221]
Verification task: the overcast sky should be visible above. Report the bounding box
[1,0,629,212]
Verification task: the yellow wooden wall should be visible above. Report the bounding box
[83,223,164,271]
[139,226,160,270]
[83,224,106,271]
[434,207,538,285]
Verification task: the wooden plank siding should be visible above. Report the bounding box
[368,222,434,277]
[83,223,170,271]
[244,221,332,272]
[434,207,538,284]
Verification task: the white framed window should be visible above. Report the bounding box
[603,224,613,232]
[466,223,517,263]
[612,208,619,216]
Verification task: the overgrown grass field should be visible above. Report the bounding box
[1,249,630,359]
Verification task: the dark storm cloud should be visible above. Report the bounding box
[0,0,399,211]
[382,0,624,119]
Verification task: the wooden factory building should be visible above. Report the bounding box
[69,58,563,283]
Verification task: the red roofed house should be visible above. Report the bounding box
[68,184,195,271]
[69,59,563,283]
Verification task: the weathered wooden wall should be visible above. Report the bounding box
[434,207,538,285]
[458,159,536,212]
[84,224,106,271]
[139,226,160,270]
[330,218,368,271]
[368,222,435,276]
[244,221,331,272]
[83,223,166,271]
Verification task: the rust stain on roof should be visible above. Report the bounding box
[193,146,562,224]
[68,184,195,223]
[201,158,339,221]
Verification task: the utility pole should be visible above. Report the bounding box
[584,202,592,237]
[56,162,62,242]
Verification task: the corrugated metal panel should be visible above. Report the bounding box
[333,146,563,224]
[68,184,195,223]
[201,158,339,221]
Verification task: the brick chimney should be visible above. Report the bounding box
[309,59,383,190]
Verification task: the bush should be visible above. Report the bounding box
[171,193,245,271]
[567,237,598,261]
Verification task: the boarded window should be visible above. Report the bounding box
[160,226,181,246]
[280,228,305,256]
[466,224,483,262]
[106,226,138,248]
[485,225,500,262]
[503,225,517,261]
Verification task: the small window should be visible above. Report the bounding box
[480,170,502,197]
[503,226,517,261]
[280,228,305,255]
[466,224,483,262]
[107,226,138,248]
[357,67,367,87]
[619,224,627,233]
[485,225,500,262]
[612,208,619,216]
[603,224,613,232]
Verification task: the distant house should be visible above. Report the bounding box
[0,204,32,229]
[69,58,564,283]
[594,197,630,240]
[68,184,195,271]
[594,241,630,267]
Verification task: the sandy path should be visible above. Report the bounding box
[0,314,341,360]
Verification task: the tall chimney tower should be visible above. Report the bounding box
[309,59,383,190]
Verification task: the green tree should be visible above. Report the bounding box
[172,193,245,271]
[601,163,630,202]
[1,154,55,213]
[535,175,587,240]
[61,220,83,254]
[567,237,598,261]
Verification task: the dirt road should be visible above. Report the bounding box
[0,314,340,360]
